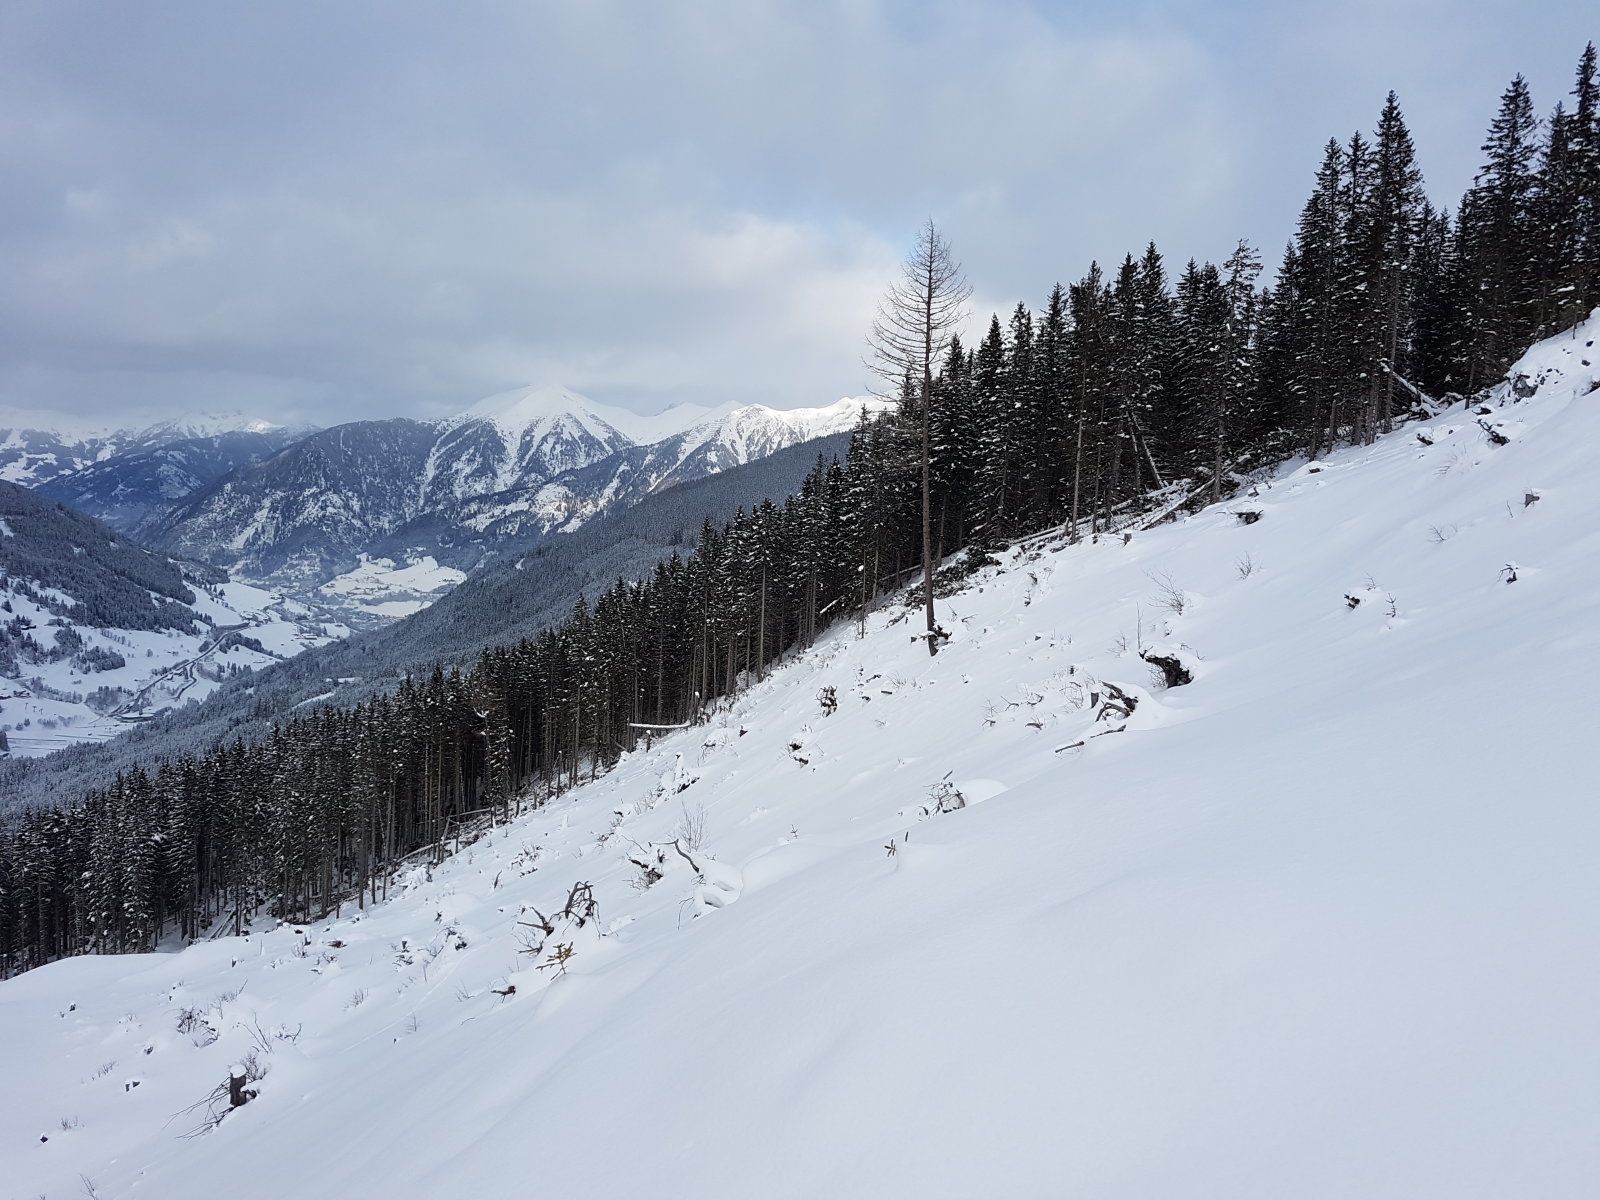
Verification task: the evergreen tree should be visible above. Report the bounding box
[970,314,1014,545]
[1410,202,1462,397]
[1367,92,1426,437]
[1568,43,1600,312]
[1457,74,1541,388]
[1066,268,1111,534]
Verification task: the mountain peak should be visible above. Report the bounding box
[139,412,295,440]
[447,385,635,446]
[673,395,892,460]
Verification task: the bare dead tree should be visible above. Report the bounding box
[866,219,971,655]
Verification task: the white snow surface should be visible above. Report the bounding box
[612,399,737,443]
[3,318,1598,1198]
[316,554,467,620]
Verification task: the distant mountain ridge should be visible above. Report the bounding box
[144,390,887,608]
[0,411,307,489]
[36,428,310,537]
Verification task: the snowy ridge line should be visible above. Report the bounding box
[0,412,309,491]
[3,315,1599,1197]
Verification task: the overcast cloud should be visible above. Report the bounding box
[0,0,1592,428]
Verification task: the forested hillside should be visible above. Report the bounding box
[1,47,1597,974]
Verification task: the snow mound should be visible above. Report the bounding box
[4,317,1598,1198]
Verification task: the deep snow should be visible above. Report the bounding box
[2,318,1597,1199]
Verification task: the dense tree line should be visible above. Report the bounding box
[3,49,1598,976]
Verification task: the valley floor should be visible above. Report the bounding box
[1,581,346,759]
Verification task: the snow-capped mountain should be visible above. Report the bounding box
[149,390,887,608]
[676,395,886,467]
[451,396,888,543]
[35,427,310,537]
[0,411,302,489]
[150,418,446,588]
[454,384,736,447]
[0,430,857,816]
[4,318,1595,1199]
[0,481,345,755]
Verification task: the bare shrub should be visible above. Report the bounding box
[673,802,707,853]
[924,779,966,815]
[1147,571,1187,615]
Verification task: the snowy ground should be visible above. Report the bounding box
[0,580,347,757]
[315,554,468,621]
[2,319,1597,1198]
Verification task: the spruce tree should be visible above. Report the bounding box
[1367,93,1426,436]
[1570,43,1600,311]
[1458,74,1541,388]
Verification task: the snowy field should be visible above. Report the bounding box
[2,318,1597,1198]
[316,554,468,621]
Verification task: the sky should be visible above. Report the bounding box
[0,1,1593,430]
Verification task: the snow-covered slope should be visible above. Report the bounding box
[446,384,638,446]
[315,554,468,620]
[609,398,735,444]
[673,395,887,467]
[6,320,1596,1198]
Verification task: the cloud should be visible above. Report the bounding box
[0,0,1593,427]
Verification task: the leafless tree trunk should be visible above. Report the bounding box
[866,220,971,654]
